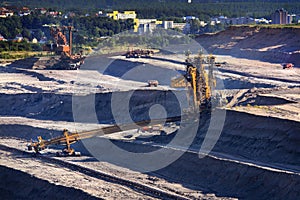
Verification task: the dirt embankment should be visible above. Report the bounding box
[0,90,182,123]
[1,89,300,199]
[194,109,300,167]
[1,89,299,169]
[196,26,300,66]
[0,165,99,200]
[155,148,300,200]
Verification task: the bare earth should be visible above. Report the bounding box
[1,27,300,199]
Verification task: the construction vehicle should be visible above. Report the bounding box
[138,124,163,133]
[28,129,82,156]
[27,117,182,156]
[148,80,159,87]
[43,26,85,70]
[171,53,216,112]
[125,49,154,58]
[282,63,294,69]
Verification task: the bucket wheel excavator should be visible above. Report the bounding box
[171,53,216,112]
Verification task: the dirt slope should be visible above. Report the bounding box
[0,165,99,200]
[196,26,300,66]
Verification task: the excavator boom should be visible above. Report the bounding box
[28,116,183,156]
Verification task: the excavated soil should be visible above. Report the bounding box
[0,88,300,199]
[0,90,183,123]
[0,165,99,200]
[196,26,300,66]
[1,26,300,199]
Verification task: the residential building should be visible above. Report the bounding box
[255,18,271,24]
[138,23,157,33]
[107,11,137,20]
[62,12,76,19]
[107,11,119,20]
[173,23,186,31]
[271,8,290,24]
[96,11,107,17]
[19,7,31,16]
[183,23,191,34]
[137,19,157,24]
[162,21,174,29]
[0,7,14,18]
[183,16,196,21]
[35,8,47,15]
[14,34,23,42]
[32,38,38,43]
[0,34,6,41]
[212,15,271,25]
[287,14,295,24]
[47,11,60,17]
[134,18,139,32]
[134,19,155,33]
[295,15,300,23]
[230,17,255,25]
[136,19,175,33]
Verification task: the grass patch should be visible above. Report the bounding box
[0,51,52,60]
[232,24,300,29]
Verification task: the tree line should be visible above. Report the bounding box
[0,13,134,45]
[3,0,300,20]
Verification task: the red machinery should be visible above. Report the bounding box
[282,63,294,69]
[43,26,85,70]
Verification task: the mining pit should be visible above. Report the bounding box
[1,26,300,199]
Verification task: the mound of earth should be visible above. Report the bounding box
[0,165,98,200]
[196,26,300,66]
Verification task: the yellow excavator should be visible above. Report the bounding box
[27,117,182,156]
[171,53,216,112]
[28,129,82,156]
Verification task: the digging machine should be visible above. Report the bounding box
[171,53,216,112]
[43,26,85,69]
[27,117,182,156]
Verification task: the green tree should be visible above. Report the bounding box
[22,28,32,40]
[190,19,202,34]
[74,34,85,44]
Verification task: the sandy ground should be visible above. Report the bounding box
[1,44,300,199]
[0,138,229,200]
[0,67,169,95]
[0,140,156,200]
